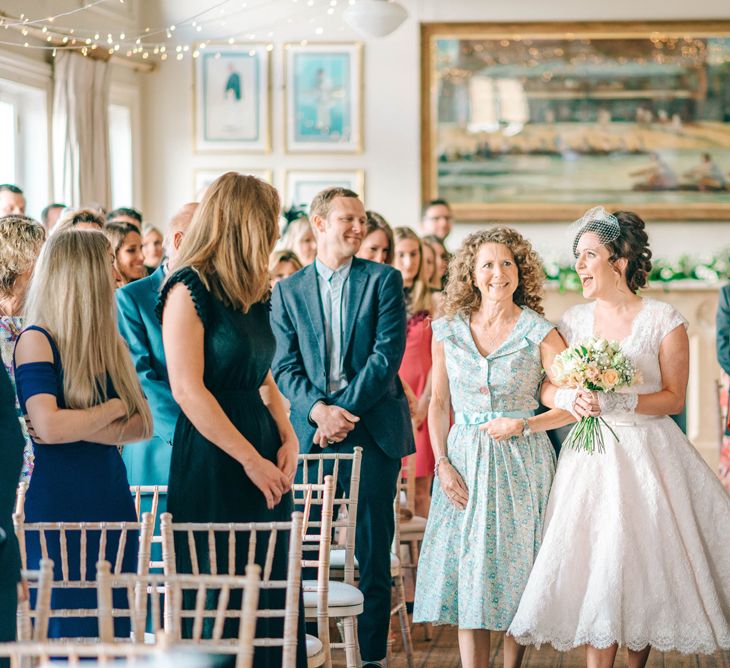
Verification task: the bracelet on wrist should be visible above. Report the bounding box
[434,455,449,477]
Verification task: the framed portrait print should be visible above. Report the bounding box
[422,21,730,221]
[284,169,365,208]
[284,43,363,153]
[194,44,270,153]
[193,169,273,199]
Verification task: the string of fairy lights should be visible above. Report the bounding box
[0,0,354,63]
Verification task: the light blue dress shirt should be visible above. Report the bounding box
[314,257,352,394]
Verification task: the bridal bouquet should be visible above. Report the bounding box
[552,338,639,454]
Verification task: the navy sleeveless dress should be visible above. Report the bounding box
[14,326,138,638]
[157,267,306,667]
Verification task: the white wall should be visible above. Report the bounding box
[140,0,730,261]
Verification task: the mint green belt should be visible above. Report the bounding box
[453,409,534,426]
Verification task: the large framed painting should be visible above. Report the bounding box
[422,22,730,221]
[284,169,365,208]
[194,43,270,153]
[193,169,272,199]
[284,43,363,153]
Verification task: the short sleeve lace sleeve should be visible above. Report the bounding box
[156,267,210,327]
[654,300,689,342]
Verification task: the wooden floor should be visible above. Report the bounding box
[334,625,730,667]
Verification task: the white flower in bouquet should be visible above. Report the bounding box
[551,338,639,454]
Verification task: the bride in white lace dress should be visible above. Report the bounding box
[509,209,730,667]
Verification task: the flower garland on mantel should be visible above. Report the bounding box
[544,249,730,292]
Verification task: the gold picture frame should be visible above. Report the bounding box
[421,21,730,221]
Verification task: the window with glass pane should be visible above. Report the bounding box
[109,103,133,209]
[0,100,16,185]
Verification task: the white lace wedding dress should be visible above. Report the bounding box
[509,297,730,653]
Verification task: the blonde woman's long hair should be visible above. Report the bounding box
[23,230,152,432]
[393,226,433,315]
[171,172,280,312]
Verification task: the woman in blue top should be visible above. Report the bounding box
[13,229,152,638]
[413,228,574,668]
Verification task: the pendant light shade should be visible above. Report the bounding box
[343,0,409,38]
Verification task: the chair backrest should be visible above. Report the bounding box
[297,447,362,584]
[96,560,262,668]
[13,513,154,578]
[129,485,168,571]
[0,641,160,665]
[160,512,304,667]
[400,453,417,515]
[291,476,335,665]
[16,559,53,642]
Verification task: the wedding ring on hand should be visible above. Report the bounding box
[327,439,335,445]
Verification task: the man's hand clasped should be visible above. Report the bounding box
[311,403,359,448]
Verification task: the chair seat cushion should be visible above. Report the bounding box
[303,579,364,615]
[329,549,401,576]
[400,515,427,535]
[306,633,324,660]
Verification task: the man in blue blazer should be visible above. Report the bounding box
[271,187,414,667]
[116,203,197,515]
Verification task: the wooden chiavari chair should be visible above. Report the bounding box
[96,560,262,668]
[13,513,154,641]
[160,511,323,667]
[129,485,168,572]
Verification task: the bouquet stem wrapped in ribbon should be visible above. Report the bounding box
[552,338,639,454]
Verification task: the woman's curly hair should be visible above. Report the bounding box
[0,215,46,300]
[443,227,545,317]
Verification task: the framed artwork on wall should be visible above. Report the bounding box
[422,21,730,221]
[194,43,270,153]
[284,42,363,153]
[284,169,365,208]
[193,169,273,199]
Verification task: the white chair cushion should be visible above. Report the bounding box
[329,549,401,576]
[303,579,364,616]
[306,633,324,665]
[400,515,427,535]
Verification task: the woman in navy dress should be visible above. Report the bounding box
[13,229,152,638]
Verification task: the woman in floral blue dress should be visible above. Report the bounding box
[413,228,573,668]
[0,215,46,482]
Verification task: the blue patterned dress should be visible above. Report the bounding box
[413,307,556,630]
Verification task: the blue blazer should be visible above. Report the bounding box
[271,258,414,460]
[116,266,179,487]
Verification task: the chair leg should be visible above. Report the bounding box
[342,616,359,668]
[394,573,415,668]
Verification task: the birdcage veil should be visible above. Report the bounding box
[570,206,621,258]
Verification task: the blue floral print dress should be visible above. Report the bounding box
[413,307,556,630]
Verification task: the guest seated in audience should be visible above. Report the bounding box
[158,173,306,666]
[0,184,25,217]
[0,364,25,661]
[117,203,197,526]
[423,234,451,290]
[141,224,164,271]
[280,216,317,266]
[268,249,303,289]
[393,226,438,517]
[14,229,152,639]
[40,203,66,233]
[413,228,571,668]
[271,187,414,667]
[421,239,437,289]
[420,198,453,242]
[717,282,730,492]
[0,216,46,481]
[55,208,105,233]
[104,221,147,287]
[357,210,394,265]
[108,206,143,230]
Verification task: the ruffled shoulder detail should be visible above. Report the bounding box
[431,315,458,343]
[522,308,556,345]
[156,266,210,327]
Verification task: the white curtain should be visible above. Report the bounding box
[52,52,111,208]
